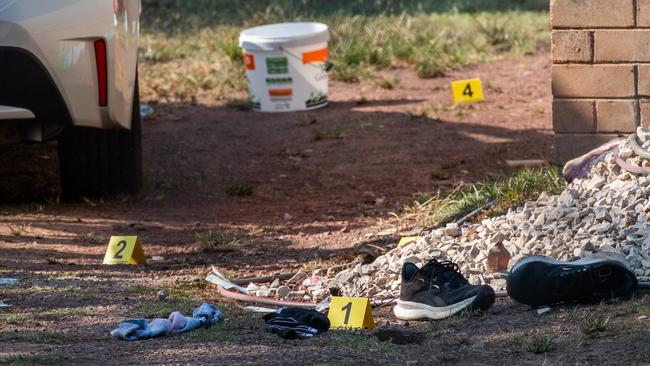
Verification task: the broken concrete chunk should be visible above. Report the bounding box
[444,223,461,237]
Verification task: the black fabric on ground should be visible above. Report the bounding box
[263,307,330,340]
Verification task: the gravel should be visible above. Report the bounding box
[249,133,650,301]
[328,134,650,299]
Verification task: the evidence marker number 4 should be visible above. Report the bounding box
[451,78,484,104]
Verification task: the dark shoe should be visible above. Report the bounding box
[507,252,638,307]
[394,259,495,320]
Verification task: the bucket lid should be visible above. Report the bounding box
[239,22,329,51]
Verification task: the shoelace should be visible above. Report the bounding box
[422,259,468,288]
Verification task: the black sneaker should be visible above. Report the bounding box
[393,259,496,320]
[507,252,638,307]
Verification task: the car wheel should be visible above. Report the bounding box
[58,80,142,199]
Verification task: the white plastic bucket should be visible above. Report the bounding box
[239,22,330,112]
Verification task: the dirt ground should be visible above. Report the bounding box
[1,53,649,365]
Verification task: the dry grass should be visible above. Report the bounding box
[524,331,559,354]
[195,230,248,252]
[395,167,565,231]
[138,2,549,104]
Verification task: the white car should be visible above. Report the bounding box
[0,0,142,198]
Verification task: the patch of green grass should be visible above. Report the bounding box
[611,292,650,317]
[524,331,558,354]
[5,354,69,366]
[50,273,81,281]
[195,230,248,252]
[375,76,400,90]
[401,167,565,228]
[632,346,650,364]
[1,314,34,326]
[218,34,243,63]
[454,334,472,346]
[128,284,157,296]
[188,326,227,342]
[39,307,93,319]
[164,278,208,301]
[503,334,524,350]
[428,308,484,335]
[137,299,196,319]
[142,1,549,31]
[580,315,610,338]
[260,225,275,234]
[0,331,65,344]
[224,181,254,197]
[1,308,91,324]
[188,316,253,344]
[3,285,76,297]
[404,105,440,121]
[321,330,400,353]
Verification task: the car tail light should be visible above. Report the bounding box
[94,39,108,106]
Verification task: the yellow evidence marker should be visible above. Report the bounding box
[103,236,147,265]
[398,236,419,247]
[451,78,484,104]
[328,296,375,330]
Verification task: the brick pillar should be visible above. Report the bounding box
[551,0,650,163]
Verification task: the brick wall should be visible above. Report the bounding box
[551,0,650,162]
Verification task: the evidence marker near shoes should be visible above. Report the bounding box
[398,236,419,247]
[103,236,147,265]
[328,296,375,330]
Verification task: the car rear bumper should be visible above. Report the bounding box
[0,0,140,142]
[0,106,35,120]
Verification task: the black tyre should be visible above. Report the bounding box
[58,81,142,199]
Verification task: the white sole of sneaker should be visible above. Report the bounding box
[393,296,477,320]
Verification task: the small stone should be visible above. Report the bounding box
[489,278,507,290]
[327,279,340,290]
[337,269,357,284]
[642,259,650,269]
[287,269,307,284]
[276,285,291,298]
[311,288,330,300]
[269,278,280,288]
[256,286,270,297]
[587,176,606,190]
[287,291,306,300]
[444,223,461,237]
[573,248,582,257]
[594,207,611,222]
[326,266,339,277]
[618,147,633,159]
[156,290,167,300]
[487,243,511,272]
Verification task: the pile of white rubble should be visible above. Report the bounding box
[245,134,650,302]
[325,135,650,300]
